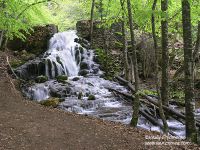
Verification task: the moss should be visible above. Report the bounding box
[56,75,68,83]
[40,98,60,108]
[88,94,96,100]
[10,60,26,68]
[35,75,48,83]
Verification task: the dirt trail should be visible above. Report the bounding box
[0,52,198,150]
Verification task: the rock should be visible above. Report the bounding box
[88,94,96,100]
[79,69,89,77]
[79,47,84,54]
[13,51,19,56]
[14,58,46,80]
[35,75,48,83]
[72,77,80,81]
[40,98,60,108]
[56,75,68,83]
[21,50,27,55]
[80,61,89,70]
[78,92,83,99]
[7,24,58,55]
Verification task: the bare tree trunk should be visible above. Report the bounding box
[182,0,197,143]
[161,0,169,106]
[127,0,140,127]
[174,21,200,80]
[152,0,168,134]
[193,21,200,60]
[0,30,4,49]
[120,0,129,80]
[90,0,95,47]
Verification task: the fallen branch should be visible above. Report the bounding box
[6,56,19,79]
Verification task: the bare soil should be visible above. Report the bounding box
[0,51,199,150]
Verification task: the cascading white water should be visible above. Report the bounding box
[44,31,80,78]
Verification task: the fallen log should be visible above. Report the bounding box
[140,108,177,136]
[115,76,135,93]
[114,76,200,128]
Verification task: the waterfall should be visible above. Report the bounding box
[44,31,80,78]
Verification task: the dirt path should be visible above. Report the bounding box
[0,52,198,150]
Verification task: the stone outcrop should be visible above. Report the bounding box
[7,24,58,55]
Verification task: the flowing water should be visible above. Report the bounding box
[20,30,186,138]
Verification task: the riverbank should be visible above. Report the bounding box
[0,51,198,150]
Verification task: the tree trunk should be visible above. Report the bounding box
[127,0,140,127]
[193,21,200,60]
[173,21,200,80]
[161,0,169,106]
[90,0,95,47]
[182,0,197,143]
[152,0,168,134]
[120,0,130,81]
[0,30,4,49]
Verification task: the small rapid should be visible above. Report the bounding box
[20,30,185,138]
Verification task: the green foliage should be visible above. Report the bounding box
[141,89,158,96]
[0,0,55,40]
[95,48,120,79]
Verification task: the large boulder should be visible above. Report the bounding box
[7,24,58,55]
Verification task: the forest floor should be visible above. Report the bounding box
[0,51,199,150]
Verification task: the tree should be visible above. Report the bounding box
[152,0,168,134]
[0,0,54,49]
[120,0,130,81]
[161,0,169,106]
[127,0,140,127]
[90,0,95,46]
[182,0,197,142]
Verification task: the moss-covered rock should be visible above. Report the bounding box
[40,98,60,108]
[35,75,48,83]
[79,69,89,77]
[88,94,96,100]
[80,62,89,70]
[10,60,26,68]
[56,75,68,83]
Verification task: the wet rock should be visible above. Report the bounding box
[56,75,68,83]
[78,92,83,99]
[80,61,89,70]
[14,58,45,80]
[35,75,48,83]
[88,94,96,100]
[79,47,84,54]
[72,77,80,81]
[79,69,89,77]
[75,49,80,65]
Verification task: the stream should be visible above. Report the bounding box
[16,30,186,138]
